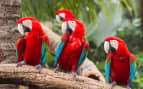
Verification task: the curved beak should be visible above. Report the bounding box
[62,22,73,35]
[56,15,60,22]
[109,43,116,53]
[17,24,31,36]
[104,41,116,54]
[56,15,64,23]
[66,23,73,34]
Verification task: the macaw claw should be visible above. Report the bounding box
[16,61,27,67]
[54,68,59,73]
[35,64,42,73]
[54,64,59,73]
[126,86,131,89]
[110,81,117,89]
[71,72,77,79]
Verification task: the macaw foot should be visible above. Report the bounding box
[16,61,27,67]
[54,68,59,73]
[71,72,77,79]
[126,86,131,89]
[110,81,117,89]
[35,64,42,73]
[54,64,59,73]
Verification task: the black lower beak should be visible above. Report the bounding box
[65,24,73,34]
[109,44,116,53]
[60,17,64,21]
[22,25,31,33]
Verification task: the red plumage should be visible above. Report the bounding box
[16,17,49,66]
[57,19,88,72]
[105,37,136,85]
[56,9,75,19]
[16,38,26,61]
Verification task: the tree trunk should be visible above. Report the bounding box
[0,0,21,63]
[0,0,21,89]
[0,64,125,89]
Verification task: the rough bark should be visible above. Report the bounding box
[0,64,125,89]
[0,0,21,88]
[0,0,21,63]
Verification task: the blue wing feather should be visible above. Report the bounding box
[76,42,89,71]
[16,50,18,57]
[76,49,87,71]
[129,59,136,87]
[40,42,49,67]
[54,41,64,67]
[105,60,110,83]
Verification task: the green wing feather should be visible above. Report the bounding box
[40,41,49,67]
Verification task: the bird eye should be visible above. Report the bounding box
[22,20,32,30]
[69,21,75,25]
[110,40,118,50]
[68,21,76,31]
[59,13,65,18]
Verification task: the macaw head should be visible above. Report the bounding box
[17,17,44,37]
[104,37,130,55]
[61,18,85,40]
[56,9,75,23]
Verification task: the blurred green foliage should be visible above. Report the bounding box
[22,0,143,88]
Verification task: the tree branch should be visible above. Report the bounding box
[0,64,125,89]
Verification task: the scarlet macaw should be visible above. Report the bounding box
[54,18,89,77]
[16,17,50,72]
[104,37,136,89]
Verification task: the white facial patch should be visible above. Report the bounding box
[61,22,67,34]
[56,15,60,22]
[68,21,76,32]
[104,41,109,53]
[59,13,65,19]
[22,20,32,30]
[18,24,24,35]
[110,40,118,50]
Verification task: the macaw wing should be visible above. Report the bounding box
[129,54,136,87]
[40,35,50,67]
[76,41,89,71]
[54,41,65,67]
[16,38,26,62]
[105,53,112,83]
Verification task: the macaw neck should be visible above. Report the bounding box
[72,31,85,41]
[61,33,72,41]
[26,29,45,39]
[113,47,130,57]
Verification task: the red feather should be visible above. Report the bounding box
[105,37,136,85]
[16,38,26,61]
[57,19,87,72]
[56,9,75,19]
[17,17,50,66]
